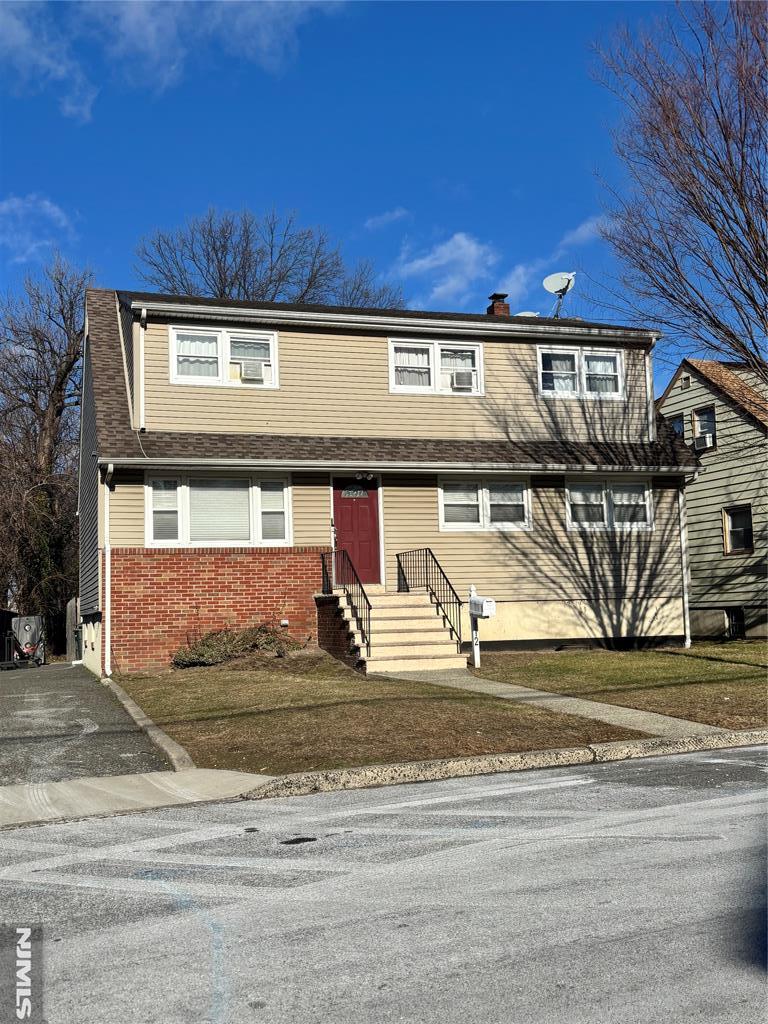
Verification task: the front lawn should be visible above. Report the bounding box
[119,650,646,775]
[472,641,767,731]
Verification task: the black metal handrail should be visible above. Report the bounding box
[321,550,372,658]
[396,548,463,651]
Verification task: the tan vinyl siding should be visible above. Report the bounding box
[660,369,767,609]
[292,474,331,546]
[110,470,146,546]
[143,321,650,442]
[382,474,683,613]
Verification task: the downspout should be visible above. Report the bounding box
[645,343,657,442]
[103,463,114,676]
[677,482,692,648]
[138,308,147,430]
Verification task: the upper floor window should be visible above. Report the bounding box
[439,477,531,531]
[693,405,716,443]
[170,327,278,388]
[146,475,290,546]
[668,414,685,438]
[566,479,653,531]
[537,347,625,400]
[389,340,484,396]
[723,505,753,555]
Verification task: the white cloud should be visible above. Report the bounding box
[496,214,606,312]
[0,3,98,121]
[395,232,498,308]
[0,1,342,120]
[557,215,607,250]
[0,194,75,264]
[364,207,410,231]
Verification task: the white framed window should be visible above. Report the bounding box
[538,346,625,400]
[146,475,291,546]
[439,477,531,532]
[566,479,653,531]
[389,339,484,396]
[693,405,716,441]
[170,326,278,389]
[149,478,181,544]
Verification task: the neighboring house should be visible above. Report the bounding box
[78,288,695,675]
[658,359,767,639]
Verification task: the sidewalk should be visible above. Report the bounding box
[0,768,273,829]
[384,668,726,737]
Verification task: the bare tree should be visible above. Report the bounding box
[0,256,91,648]
[136,208,404,308]
[596,2,768,380]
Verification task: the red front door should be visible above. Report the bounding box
[332,477,381,584]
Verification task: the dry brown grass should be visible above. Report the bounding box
[119,649,646,774]
[473,641,768,730]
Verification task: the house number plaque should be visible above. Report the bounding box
[341,487,368,498]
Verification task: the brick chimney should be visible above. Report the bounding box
[486,292,510,316]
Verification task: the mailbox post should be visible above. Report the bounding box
[468,585,496,668]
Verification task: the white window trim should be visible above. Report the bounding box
[565,478,654,532]
[693,404,716,439]
[388,338,485,397]
[145,473,292,547]
[537,345,625,401]
[169,325,279,389]
[438,476,532,532]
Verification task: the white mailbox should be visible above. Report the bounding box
[469,594,496,619]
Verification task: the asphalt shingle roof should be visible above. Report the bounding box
[685,359,768,429]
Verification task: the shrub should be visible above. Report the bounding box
[172,625,303,668]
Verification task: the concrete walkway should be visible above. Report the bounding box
[0,768,273,829]
[385,668,725,737]
[0,663,168,785]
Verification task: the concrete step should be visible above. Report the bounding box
[368,639,459,654]
[351,626,451,644]
[364,654,468,673]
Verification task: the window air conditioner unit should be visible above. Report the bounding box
[239,359,266,383]
[694,432,714,450]
[451,370,475,391]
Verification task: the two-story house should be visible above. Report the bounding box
[658,359,767,639]
[78,288,696,676]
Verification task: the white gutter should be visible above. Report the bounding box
[138,307,146,430]
[98,456,697,476]
[677,485,692,648]
[103,463,114,677]
[129,299,656,345]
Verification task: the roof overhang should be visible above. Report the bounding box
[98,456,692,476]
[129,299,658,346]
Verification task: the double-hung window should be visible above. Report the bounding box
[723,505,753,555]
[693,405,716,442]
[440,478,531,531]
[566,480,652,530]
[390,340,483,395]
[668,414,685,438]
[538,347,624,399]
[171,327,278,388]
[147,476,290,546]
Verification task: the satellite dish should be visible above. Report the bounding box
[514,311,540,317]
[542,271,576,318]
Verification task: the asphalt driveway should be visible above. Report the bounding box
[0,663,168,785]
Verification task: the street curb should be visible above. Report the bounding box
[101,676,195,771]
[244,728,768,800]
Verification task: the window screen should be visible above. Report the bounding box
[260,481,286,541]
[176,333,219,378]
[584,354,619,394]
[569,484,606,524]
[394,346,432,388]
[151,480,179,541]
[488,482,526,524]
[442,482,481,524]
[611,484,648,524]
[541,352,577,392]
[189,479,250,542]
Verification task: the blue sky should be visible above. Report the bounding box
[0,0,678,374]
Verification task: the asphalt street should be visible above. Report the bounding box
[0,747,765,1024]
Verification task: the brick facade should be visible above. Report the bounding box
[106,546,325,673]
[315,594,360,669]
